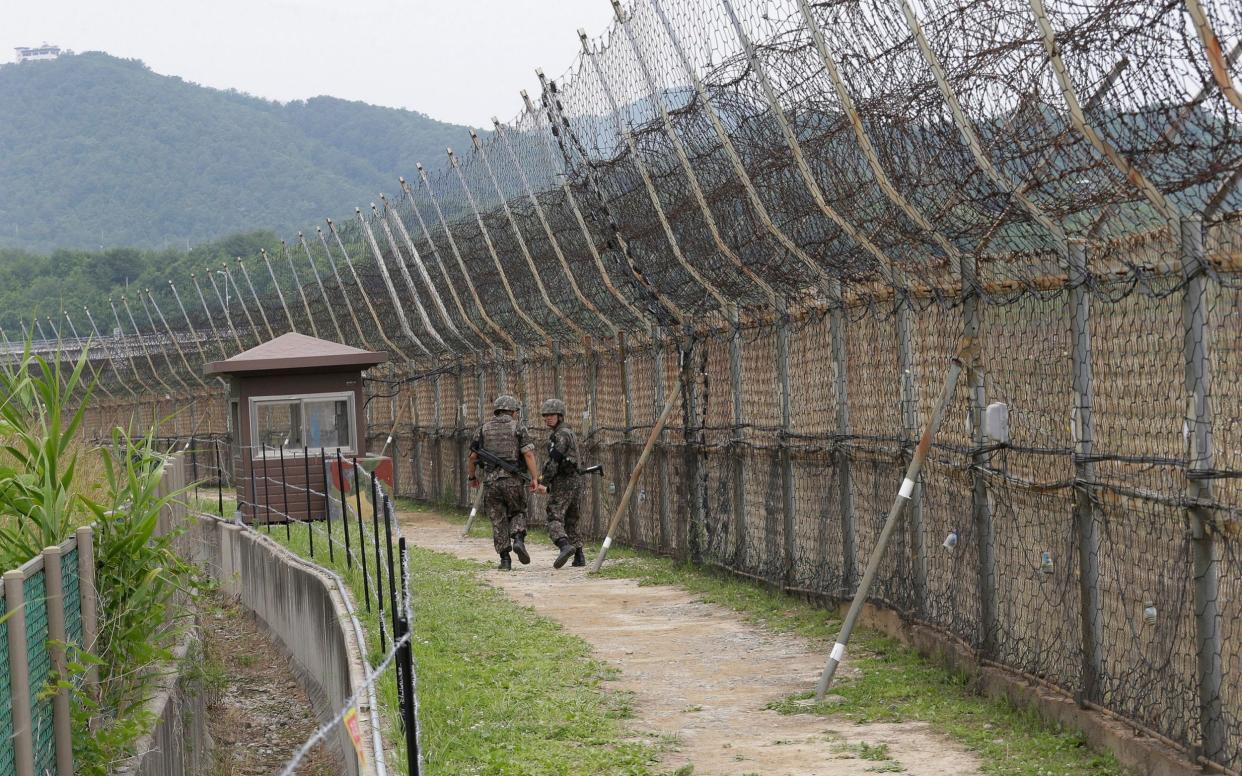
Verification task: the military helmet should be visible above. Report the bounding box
[540,398,566,416]
[494,394,520,413]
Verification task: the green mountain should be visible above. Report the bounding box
[0,52,473,251]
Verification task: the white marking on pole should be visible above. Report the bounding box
[899,478,916,499]
[602,536,613,550]
[831,642,846,662]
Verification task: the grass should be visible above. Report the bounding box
[269,498,664,775]
[410,497,1121,776]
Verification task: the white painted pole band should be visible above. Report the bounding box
[831,642,846,662]
[898,478,916,499]
[602,536,613,550]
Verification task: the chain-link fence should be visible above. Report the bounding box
[29,0,1242,768]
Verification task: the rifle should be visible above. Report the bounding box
[470,441,529,481]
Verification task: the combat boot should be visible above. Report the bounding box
[553,538,576,569]
[512,532,531,565]
[498,552,512,571]
[571,548,586,567]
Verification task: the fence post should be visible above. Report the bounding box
[682,334,705,563]
[654,328,672,552]
[1181,216,1225,761]
[495,346,508,395]
[729,312,747,567]
[619,332,637,544]
[75,525,98,689]
[517,345,535,528]
[776,308,795,588]
[411,386,423,501]
[1068,239,1103,705]
[830,282,855,590]
[5,569,35,776]
[587,341,603,536]
[455,364,467,508]
[962,255,997,656]
[432,372,443,504]
[42,546,73,776]
[896,294,926,614]
[553,340,564,399]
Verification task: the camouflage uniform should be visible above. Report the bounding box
[473,414,533,555]
[543,420,582,551]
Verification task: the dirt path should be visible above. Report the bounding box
[200,594,335,776]
[400,511,982,776]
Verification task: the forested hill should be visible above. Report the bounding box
[0,52,472,251]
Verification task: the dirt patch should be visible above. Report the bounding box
[400,511,982,776]
[200,594,336,775]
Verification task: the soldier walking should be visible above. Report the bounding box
[468,395,541,571]
[538,398,585,569]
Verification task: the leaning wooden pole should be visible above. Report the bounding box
[815,336,977,699]
[590,390,679,573]
[462,481,486,537]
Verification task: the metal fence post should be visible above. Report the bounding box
[75,525,99,689]
[455,364,467,509]
[42,546,73,776]
[654,328,672,552]
[553,340,564,399]
[729,312,748,567]
[495,346,508,395]
[962,255,997,656]
[432,372,443,504]
[411,388,423,501]
[587,341,603,536]
[1069,239,1103,705]
[776,308,795,588]
[1181,216,1225,761]
[619,332,637,543]
[896,294,926,613]
[5,569,35,776]
[682,335,705,563]
[830,282,855,590]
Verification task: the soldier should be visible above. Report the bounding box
[467,394,541,571]
[538,398,585,569]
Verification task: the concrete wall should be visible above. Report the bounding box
[132,467,380,776]
[114,632,213,776]
[230,525,373,776]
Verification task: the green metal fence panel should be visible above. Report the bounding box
[62,548,83,651]
[0,596,13,776]
[23,573,54,776]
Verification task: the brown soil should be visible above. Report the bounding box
[200,594,336,775]
[400,510,983,776]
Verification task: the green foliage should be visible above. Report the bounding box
[71,426,194,774]
[0,343,91,565]
[0,231,281,329]
[0,52,471,253]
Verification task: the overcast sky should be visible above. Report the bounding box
[2,0,616,127]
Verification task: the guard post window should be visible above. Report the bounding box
[251,392,354,458]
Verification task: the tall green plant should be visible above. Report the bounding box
[0,343,91,567]
[71,426,194,774]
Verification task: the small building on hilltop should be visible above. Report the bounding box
[15,44,63,63]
